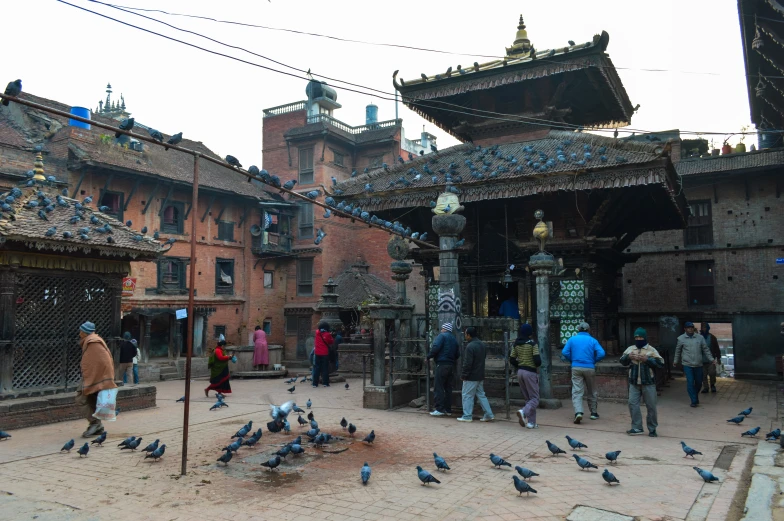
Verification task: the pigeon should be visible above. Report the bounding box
[573,454,598,471]
[283,180,297,190]
[363,430,375,444]
[454,238,465,248]
[416,466,441,485]
[210,401,227,411]
[61,439,75,452]
[693,466,719,483]
[0,431,11,441]
[153,231,160,239]
[117,436,136,448]
[340,418,348,430]
[306,190,319,199]
[121,437,143,451]
[546,440,566,456]
[77,443,90,457]
[145,444,166,461]
[287,386,296,394]
[566,435,587,449]
[276,445,292,459]
[490,454,511,468]
[307,411,314,421]
[605,450,621,464]
[216,392,226,401]
[680,441,702,458]
[420,233,428,241]
[142,439,160,453]
[766,428,781,440]
[2,79,22,106]
[297,415,307,427]
[225,155,242,168]
[361,462,371,485]
[727,416,745,425]
[512,475,537,496]
[283,420,291,433]
[739,407,753,416]
[45,227,56,237]
[348,423,357,437]
[345,382,350,390]
[742,426,761,437]
[306,428,320,439]
[602,468,620,485]
[222,439,242,453]
[176,396,185,403]
[261,455,281,471]
[217,449,233,465]
[514,466,539,481]
[310,419,318,430]
[115,117,135,138]
[288,443,305,455]
[148,128,163,142]
[306,399,312,409]
[160,132,184,151]
[434,453,450,471]
[242,436,259,447]
[91,432,107,446]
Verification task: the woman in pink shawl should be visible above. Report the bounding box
[253,325,269,370]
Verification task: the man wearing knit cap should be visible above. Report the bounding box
[674,321,714,407]
[562,321,605,423]
[510,323,541,429]
[700,322,721,394]
[427,322,460,417]
[620,328,664,437]
[75,321,116,437]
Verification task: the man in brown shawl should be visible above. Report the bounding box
[76,321,116,437]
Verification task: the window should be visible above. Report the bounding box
[298,203,314,239]
[161,201,185,234]
[332,150,344,167]
[263,320,272,335]
[217,221,234,242]
[286,316,299,335]
[297,258,313,296]
[299,147,314,184]
[215,258,235,295]
[263,270,274,288]
[214,325,226,339]
[684,200,713,246]
[687,261,715,306]
[369,154,384,168]
[99,191,123,220]
[158,258,186,290]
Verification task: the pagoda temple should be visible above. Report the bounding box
[333,15,688,362]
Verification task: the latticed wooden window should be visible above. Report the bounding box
[299,147,314,184]
[297,258,313,296]
[684,200,712,246]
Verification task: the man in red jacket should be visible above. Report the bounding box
[312,322,334,387]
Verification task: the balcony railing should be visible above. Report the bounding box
[263,101,307,117]
[306,113,401,135]
[251,232,292,256]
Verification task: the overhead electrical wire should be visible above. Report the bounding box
[58,0,765,138]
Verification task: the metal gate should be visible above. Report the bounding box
[11,271,117,392]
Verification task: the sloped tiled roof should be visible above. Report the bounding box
[333,266,395,309]
[0,185,162,259]
[675,148,784,176]
[333,129,672,211]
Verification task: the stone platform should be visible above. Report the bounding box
[0,383,156,430]
[232,370,288,379]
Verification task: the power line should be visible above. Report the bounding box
[57,0,763,138]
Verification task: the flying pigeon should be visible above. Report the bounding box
[283,180,297,190]
[512,475,537,496]
[348,423,357,437]
[546,440,566,456]
[340,418,348,430]
[433,453,450,471]
[261,455,281,472]
[287,386,296,394]
[680,441,702,458]
[176,396,185,403]
[573,454,598,471]
[742,426,761,437]
[148,128,163,142]
[225,155,242,168]
[91,432,107,446]
[165,132,182,150]
[602,468,620,485]
[693,466,719,483]
[727,416,744,425]
[121,437,143,451]
[217,449,233,465]
[362,430,375,444]
[77,443,90,457]
[416,466,441,485]
[361,462,371,485]
[739,407,753,416]
[142,439,160,453]
[145,444,166,461]
[2,79,22,106]
[61,439,75,452]
[490,454,512,468]
[566,435,587,449]
[115,117,135,138]
[605,450,621,464]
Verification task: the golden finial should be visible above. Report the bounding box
[506,13,532,58]
[32,151,46,181]
[532,209,549,252]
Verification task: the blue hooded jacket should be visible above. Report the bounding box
[562,332,605,369]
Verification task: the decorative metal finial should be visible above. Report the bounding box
[518,14,525,30]
[32,151,46,181]
[532,209,548,252]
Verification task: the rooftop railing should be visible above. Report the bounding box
[263,101,307,117]
[306,113,401,134]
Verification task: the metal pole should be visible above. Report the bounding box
[504,330,510,420]
[181,153,200,476]
[426,357,431,412]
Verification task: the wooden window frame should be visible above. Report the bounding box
[263,270,274,288]
[297,258,314,296]
[216,220,235,242]
[215,258,235,295]
[161,201,185,234]
[684,200,713,246]
[298,203,314,239]
[299,147,314,185]
[214,325,226,339]
[99,190,124,221]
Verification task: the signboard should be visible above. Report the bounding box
[777,258,784,265]
[176,308,188,320]
[121,277,137,297]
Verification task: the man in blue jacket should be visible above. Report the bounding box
[562,322,606,424]
[427,322,460,417]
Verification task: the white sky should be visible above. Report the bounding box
[4,0,753,163]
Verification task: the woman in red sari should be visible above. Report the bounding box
[205,335,233,397]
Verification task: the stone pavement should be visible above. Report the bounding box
[0,376,775,521]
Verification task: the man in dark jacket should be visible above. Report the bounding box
[457,327,494,422]
[427,322,460,417]
[117,331,137,385]
[700,322,721,394]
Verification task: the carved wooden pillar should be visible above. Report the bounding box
[0,269,16,393]
[142,315,152,363]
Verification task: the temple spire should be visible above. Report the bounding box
[506,13,533,58]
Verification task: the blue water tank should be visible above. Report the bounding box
[366,104,378,125]
[69,106,91,129]
[758,129,783,150]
